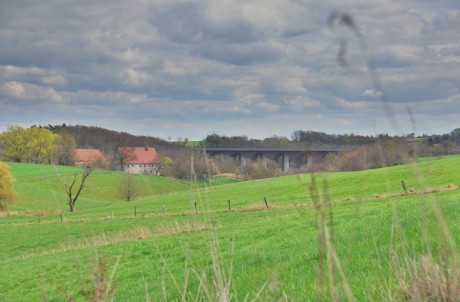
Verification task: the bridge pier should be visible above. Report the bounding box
[234,153,246,165]
[282,153,290,172]
[306,155,313,169]
[257,154,267,168]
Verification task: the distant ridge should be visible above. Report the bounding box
[44,124,175,153]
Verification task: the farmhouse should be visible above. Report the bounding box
[74,149,107,167]
[119,146,160,175]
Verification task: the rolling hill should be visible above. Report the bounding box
[1,156,459,301]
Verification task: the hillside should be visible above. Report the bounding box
[0,156,459,301]
[7,155,460,216]
[45,124,175,150]
[7,163,239,212]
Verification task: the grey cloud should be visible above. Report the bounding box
[282,24,315,38]
[409,94,460,117]
[0,0,459,139]
[383,78,454,103]
[439,46,460,57]
[151,2,258,45]
[0,66,67,87]
[432,10,460,32]
[1,1,157,70]
[193,42,285,65]
[371,45,422,68]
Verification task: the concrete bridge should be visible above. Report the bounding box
[202,147,339,172]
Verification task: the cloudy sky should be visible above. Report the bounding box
[1,1,459,140]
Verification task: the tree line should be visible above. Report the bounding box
[204,129,460,152]
[0,125,76,165]
[202,131,379,148]
[1,124,460,180]
[202,129,460,149]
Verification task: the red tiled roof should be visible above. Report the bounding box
[119,147,159,164]
[75,149,105,162]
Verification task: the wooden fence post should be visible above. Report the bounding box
[60,212,63,223]
[228,200,231,211]
[401,180,407,194]
[194,202,198,213]
[264,197,269,208]
[134,206,137,217]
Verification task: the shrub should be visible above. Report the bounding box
[0,162,16,210]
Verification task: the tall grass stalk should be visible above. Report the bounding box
[310,175,355,301]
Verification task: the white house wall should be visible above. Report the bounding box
[122,163,160,175]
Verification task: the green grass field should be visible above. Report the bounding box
[1,156,460,301]
[185,140,202,147]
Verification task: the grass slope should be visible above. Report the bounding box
[8,163,236,212]
[1,156,459,301]
[8,155,460,216]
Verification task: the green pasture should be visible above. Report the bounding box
[184,140,202,147]
[1,156,459,301]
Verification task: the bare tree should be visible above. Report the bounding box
[65,165,95,212]
[118,173,139,202]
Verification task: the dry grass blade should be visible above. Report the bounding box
[328,11,398,132]
[310,174,356,301]
[398,254,460,301]
[142,274,151,302]
[186,230,234,302]
[79,255,120,302]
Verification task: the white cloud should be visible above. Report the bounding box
[239,94,265,106]
[362,89,384,98]
[259,65,308,94]
[258,102,279,112]
[66,89,149,107]
[2,81,25,98]
[40,75,67,86]
[336,98,368,109]
[0,81,63,103]
[283,96,321,109]
[162,58,202,76]
[122,67,152,86]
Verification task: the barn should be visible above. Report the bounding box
[74,149,107,168]
[119,146,160,175]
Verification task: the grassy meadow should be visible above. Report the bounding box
[1,156,460,301]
